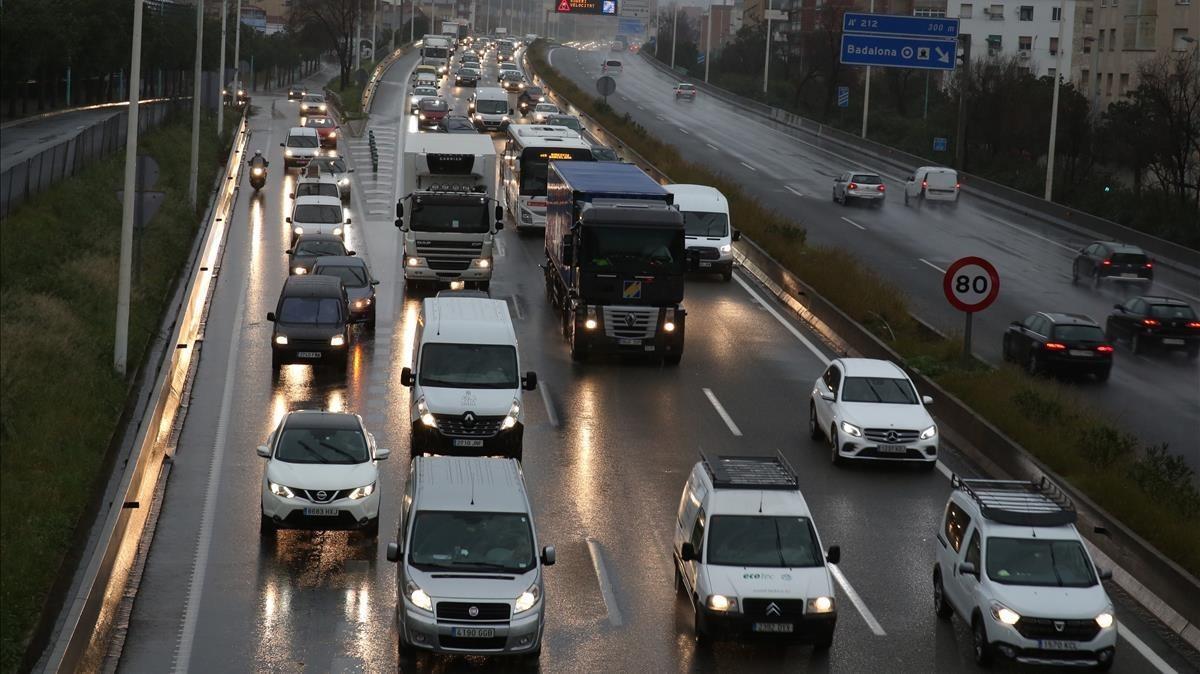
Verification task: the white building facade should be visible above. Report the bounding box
[947,0,1078,78]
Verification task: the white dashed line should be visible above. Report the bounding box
[785,186,805,197]
[739,161,758,172]
[733,275,829,365]
[538,383,560,428]
[919,258,946,274]
[702,388,743,436]
[678,127,690,135]
[828,564,887,636]
[840,216,866,230]
[1119,622,1178,674]
[706,142,719,151]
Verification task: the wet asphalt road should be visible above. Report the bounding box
[547,46,1200,473]
[115,47,1200,674]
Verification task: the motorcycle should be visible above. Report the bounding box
[248,165,267,191]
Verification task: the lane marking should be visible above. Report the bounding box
[981,213,1076,253]
[840,216,866,230]
[637,105,645,110]
[702,388,743,436]
[173,277,249,673]
[739,161,759,172]
[655,114,666,121]
[828,563,887,636]
[706,142,719,151]
[733,274,829,365]
[785,186,805,198]
[1119,622,1178,674]
[935,460,952,479]
[586,537,624,627]
[538,382,560,428]
[678,127,690,135]
[918,258,946,274]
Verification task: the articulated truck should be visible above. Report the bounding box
[396,133,503,291]
[543,161,687,364]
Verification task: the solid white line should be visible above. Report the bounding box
[586,537,624,626]
[678,127,690,135]
[1119,622,1178,674]
[740,161,759,172]
[702,388,743,436]
[734,275,830,366]
[538,383,560,428]
[173,278,248,674]
[705,142,719,151]
[785,186,805,198]
[828,563,887,636]
[919,258,946,274]
[840,216,866,230]
[935,461,953,479]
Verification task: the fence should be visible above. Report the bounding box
[0,98,187,219]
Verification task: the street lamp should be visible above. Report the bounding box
[1043,0,1067,201]
[115,0,146,376]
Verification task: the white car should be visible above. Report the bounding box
[675,453,839,647]
[258,410,389,536]
[904,166,959,205]
[809,357,937,467]
[531,103,560,123]
[287,195,348,245]
[933,477,1117,669]
[281,127,321,169]
[304,156,353,201]
[602,59,623,75]
[410,85,440,113]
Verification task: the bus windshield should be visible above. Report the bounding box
[518,147,593,196]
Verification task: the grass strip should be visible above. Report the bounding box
[325,62,378,120]
[0,115,221,672]
[528,41,1200,576]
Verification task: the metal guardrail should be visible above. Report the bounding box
[362,44,415,116]
[41,109,250,673]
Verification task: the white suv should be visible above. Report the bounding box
[257,410,389,536]
[809,358,937,468]
[933,477,1117,669]
[674,454,839,648]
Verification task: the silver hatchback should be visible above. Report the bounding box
[832,170,886,206]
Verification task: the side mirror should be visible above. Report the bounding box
[820,391,835,402]
[266,312,277,322]
[541,545,556,566]
[922,395,934,405]
[371,279,380,286]
[396,202,405,218]
[958,562,978,577]
[680,542,696,562]
[1097,567,1113,581]
[400,367,415,387]
[285,217,292,223]
[348,250,357,256]
[522,371,538,390]
[495,205,504,221]
[279,142,285,147]
[348,168,355,173]
[256,445,271,458]
[345,218,352,224]
[495,221,504,231]
[285,249,294,255]
[289,193,296,199]
[376,447,391,460]
[1093,525,1110,536]
[731,229,741,242]
[826,545,841,564]
[386,542,403,562]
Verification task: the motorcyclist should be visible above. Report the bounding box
[248,150,269,169]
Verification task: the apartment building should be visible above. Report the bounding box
[947,0,1078,77]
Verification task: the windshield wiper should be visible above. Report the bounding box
[862,380,885,403]
[450,560,526,573]
[294,440,330,463]
[774,520,787,566]
[317,440,360,463]
[1047,544,1065,587]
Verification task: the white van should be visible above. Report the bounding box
[470,87,513,132]
[281,126,321,169]
[401,295,537,460]
[286,195,348,245]
[904,166,959,205]
[387,457,555,659]
[602,59,623,75]
[666,184,740,281]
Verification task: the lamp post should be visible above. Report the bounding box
[188,0,204,208]
[762,0,772,94]
[861,0,874,138]
[233,0,242,93]
[704,3,712,82]
[217,0,228,136]
[115,0,146,376]
[1043,0,1067,201]
[671,4,678,70]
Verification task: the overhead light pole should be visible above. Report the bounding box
[704,2,712,82]
[217,0,228,136]
[860,0,874,137]
[1043,0,1066,200]
[116,0,146,376]
[671,4,678,70]
[188,0,204,208]
[233,0,243,93]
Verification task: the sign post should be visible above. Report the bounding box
[942,256,1000,366]
[596,75,616,104]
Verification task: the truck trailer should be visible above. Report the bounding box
[396,133,503,291]
[420,34,452,74]
[543,161,686,364]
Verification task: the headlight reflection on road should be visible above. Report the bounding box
[569,379,600,532]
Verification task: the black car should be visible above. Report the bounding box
[518,86,546,113]
[267,275,352,372]
[436,115,479,134]
[1072,241,1154,287]
[287,86,308,101]
[1106,296,1200,357]
[312,256,379,328]
[1002,312,1114,380]
[590,145,620,162]
[287,232,351,276]
[454,67,481,86]
[500,71,525,92]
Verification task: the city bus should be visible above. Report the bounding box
[501,124,595,229]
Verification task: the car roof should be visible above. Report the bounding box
[474,87,508,99]
[421,296,516,345]
[676,82,695,87]
[297,173,338,184]
[693,463,811,517]
[1038,312,1099,326]
[283,410,361,430]
[835,357,907,378]
[412,457,529,513]
[281,274,344,296]
[950,491,1081,540]
[293,195,343,207]
[1094,241,1146,253]
[848,169,881,176]
[288,126,319,136]
[1138,295,1190,306]
[665,184,729,212]
[535,103,558,109]
[312,255,364,268]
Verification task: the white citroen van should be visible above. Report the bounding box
[666,184,740,282]
[401,294,537,461]
[470,87,514,132]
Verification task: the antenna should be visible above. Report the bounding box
[470,462,476,506]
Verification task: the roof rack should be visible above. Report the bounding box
[952,476,1076,527]
[700,452,799,490]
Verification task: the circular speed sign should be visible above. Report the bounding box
[943,256,1000,313]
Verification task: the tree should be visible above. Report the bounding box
[291,0,362,89]
[1131,52,1200,209]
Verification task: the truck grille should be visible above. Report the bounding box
[415,240,483,252]
[864,428,920,443]
[437,602,511,621]
[426,257,472,271]
[602,306,658,340]
[433,413,504,437]
[1014,618,1101,642]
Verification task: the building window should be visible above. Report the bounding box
[1048,67,1057,78]
[960,3,973,17]
[1101,0,1107,5]
[1123,0,1157,50]
[1173,28,1191,49]
[1081,68,1090,93]
[989,4,1005,19]
[915,7,947,16]
[1052,6,1061,19]
[1019,35,1033,49]
[1119,72,1130,93]
[1097,29,1105,49]
[1110,27,1117,50]
[1084,7,1094,23]
[1106,72,1114,95]
[1049,36,1059,54]
[987,34,1003,54]
[1018,5,1033,19]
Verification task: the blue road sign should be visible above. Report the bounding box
[840,34,957,70]
[837,86,849,108]
[933,137,948,152]
[842,13,959,39]
[697,53,705,64]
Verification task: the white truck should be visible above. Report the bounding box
[420,34,452,74]
[395,133,504,291]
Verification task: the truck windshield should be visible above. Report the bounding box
[423,47,449,59]
[519,148,593,195]
[476,99,508,114]
[682,211,728,237]
[410,200,490,233]
[419,343,519,388]
[582,227,683,274]
[986,538,1097,587]
[409,511,535,573]
[706,516,823,568]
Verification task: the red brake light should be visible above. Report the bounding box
[1044,342,1067,350]
[877,184,886,192]
[1142,319,1160,326]
[1096,345,1114,353]
[922,180,928,188]
[955,182,961,189]
[1145,262,1153,269]
[1102,259,1112,266]
[847,182,858,190]
[1187,321,1200,328]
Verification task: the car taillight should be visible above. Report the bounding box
[1187,321,1200,329]
[922,179,928,189]
[847,182,858,190]
[1044,342,1067,350]
[1096,345,1114,353]
[1102,259,1112,266]
[1145,262,1153,269]
[1142,319,1160,326]
[955,182,961,189]
[877,184,886,192]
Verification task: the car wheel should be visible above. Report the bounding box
[809,402,823,441]
[363,517,379,538]
[1092,268,1102,288]
[972,616,995,666]
[830,425,844,466]
[1026,351,1040,375]
[1131,333,1143,354]
[260,512,276,535]
[569,319,587,362]
[721,267,733,282]
[933,569,953,619]
[693,605,709,645]
[675,563,685,596]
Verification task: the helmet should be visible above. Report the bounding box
[254,150,263,157]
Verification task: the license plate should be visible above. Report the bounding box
[1038,640,1079,651]
[1163,338,1185,345]
[450,627,496,638]
[619,338,641,346]
[297,351,322,359]
[752,623,794,633]
[1121,273,1139,278]
[877,444,908,454]
[698,261,712,268]
[453,439,484,448]
[1068,349,1094,357]
[304,507,338,516]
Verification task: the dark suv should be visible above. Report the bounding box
[267,275,352,372]
[1106,296,1200,357]
[1002,312,1114,380]
[518,86,546,114]
[1072,241,1153,287]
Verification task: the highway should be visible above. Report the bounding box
[112,45,1200,673]
[547,45,1200,473]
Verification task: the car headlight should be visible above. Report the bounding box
[293,266,307,275]
[920,425,937,440]
[274,335,288,345]
[319,104,327,111]
[471,258,491,269]
[417,397,436,427]
[330,334,345,347]
[419,113,426,120]
[406,256,426,267]
[222,89,228,95]
[348,482,375,500]
[251,167,264,176]
[807,596,835,613]
[840,421,863,437]
[285,149,293,157]
[293,226,304,235]
[706,594,738,612]
[719,244,732,254]
[990,601,1021,625]
[501,399,521,430]
[406,581,433,611]
[329,131,336,138]
[333,227,343,237]
[514,582,540,613]
[353,299,367,309]
[238,89,245,96]
[269,481,294,498]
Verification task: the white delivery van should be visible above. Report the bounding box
[470,87,513,132]
[286,195,348,246]
[401,295,538,460]
[281,127,321,169]
[666,184,740,282]
[904,166,960,205]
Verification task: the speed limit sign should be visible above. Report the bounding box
[943,257,1000,313]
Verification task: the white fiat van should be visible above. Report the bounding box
[666,184,740,282]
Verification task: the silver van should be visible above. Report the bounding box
[387,457,555,660]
